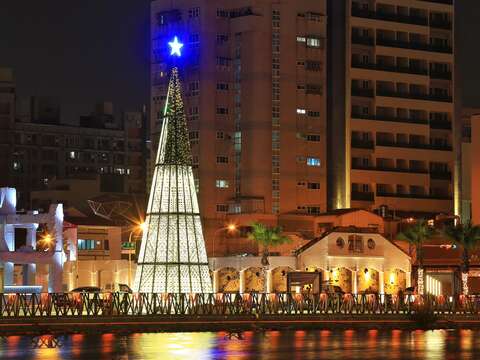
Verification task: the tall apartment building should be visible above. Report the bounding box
[150,0,328,245]
[328,0,456,218]
[0,68,147,209]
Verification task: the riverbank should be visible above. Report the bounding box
[1,314,480,335]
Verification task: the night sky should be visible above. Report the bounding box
[1,1,479,121]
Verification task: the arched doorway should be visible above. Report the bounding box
[244,267,265,293]
[217,267,240,292]
[271,266,294,292]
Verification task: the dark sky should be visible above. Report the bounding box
[1,1,480,121]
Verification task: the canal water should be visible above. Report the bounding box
[0,329,479,359]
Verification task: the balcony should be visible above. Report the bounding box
[351,60,428,76]
[351,35,374,46]
[376,89,452,103]
[376,37,452,54]
[376,139,452,151]
[420,0,453,5]
[351,191,374,201]
[429,120,452,130]
[351,7,428,26]
[351,88,374,98]
[377,191,452,200]
[352,163,429,174]
[351,138,374,149]
[429,70,452,80]
[430,171,452,180]
[351,112,429,125]
[430,18,452,30]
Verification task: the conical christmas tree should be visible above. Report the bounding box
[133,67,212,293]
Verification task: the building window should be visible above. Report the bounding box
[306,134,321,142]
[272,179,280,190]
[297,108,306,115]
[307,182,320,189]
[307,206,320,215]
[216,107,229,115]
[296,36,306,43]
[216,34,229,44]
[216,83,229,91]
[188,7,200,18]
[216,57,230,66]
[189,33,199,44]
[348,235,364,253]
[217,8,229,18]
[188,81,199,96]
[216,131,224,139]
[216,204,228,212]
[307,157,321,167]
[78,239,96,250]
[216,156,228,164]
[306,37,322,48]
[307,111,320,118]
[305,61,322,72]
[216,179,229,188]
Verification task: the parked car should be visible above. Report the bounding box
[71,286,102,293]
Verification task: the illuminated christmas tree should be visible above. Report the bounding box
[133,66,212,293]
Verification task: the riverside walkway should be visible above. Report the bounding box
[1,293,479,334]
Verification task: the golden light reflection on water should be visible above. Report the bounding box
[130,332,216,360]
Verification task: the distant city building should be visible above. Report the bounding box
[150,0,328,250]
[328,0,456,217]
[0,68,147,209]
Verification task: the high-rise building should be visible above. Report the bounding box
[328,0,456,217]
[150,0,328,250]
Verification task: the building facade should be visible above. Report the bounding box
[0,68,146,209]
[150,0,328,249]
[328,0,456,217]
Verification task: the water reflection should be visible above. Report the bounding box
[0,329,480,359]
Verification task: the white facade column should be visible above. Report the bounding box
[352,270,358,294]
[379,271,385,295]
[24,225,38,285]
[2,224,14,286]
[239,270,245,293]
[406,271,412,288]
[266,269,272,293]
[212,270,219,293]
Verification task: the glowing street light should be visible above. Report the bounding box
[168,36,184,57]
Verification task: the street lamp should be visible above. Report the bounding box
[127,222,145,287]
[212,223,237,257]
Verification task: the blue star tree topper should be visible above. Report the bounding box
[168,36,184,57]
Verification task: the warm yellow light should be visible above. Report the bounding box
[227,224,237,232]
[389,272,395,285]
[139,222,146,232]
[364,268,370,281]
[42,234,52,244]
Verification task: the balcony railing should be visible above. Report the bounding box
[429,120,452,130]
[376,37,453,54]
[352,164,429,174]
[351,191,374,201]
[351,138,374,149]
[376,192,452,200]
[430,18,452,30]
[351,35,374,46]
[430,171,452,180]
[351,7,428,26]
[420,0,453,5]
[351,88,374,98]
[376,89,452,103]
[429,70,452,80]
[351,60,428,76]
[376,139,452,151]
[351,113,429,125]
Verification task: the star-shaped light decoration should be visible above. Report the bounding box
[168,36,184,57]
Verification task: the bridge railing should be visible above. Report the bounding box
[0,293,478,318]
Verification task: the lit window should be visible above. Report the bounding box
[297,108,306,115]
[216,204,228,212]
[306,134,321,142]
[216,156,228,163]
[78,239,96,250]
[307,182,320,189]
[307,157,321,167]
[216,179,229,188]
[296,36,306,43]
[307,37,322,48]
[12,161,21,171]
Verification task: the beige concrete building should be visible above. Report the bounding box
[150,0,328,252]
[328,0,456,217]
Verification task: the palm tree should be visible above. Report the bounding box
[443,221,480,295]
[397,219,435,295]
[248,222,291,267]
